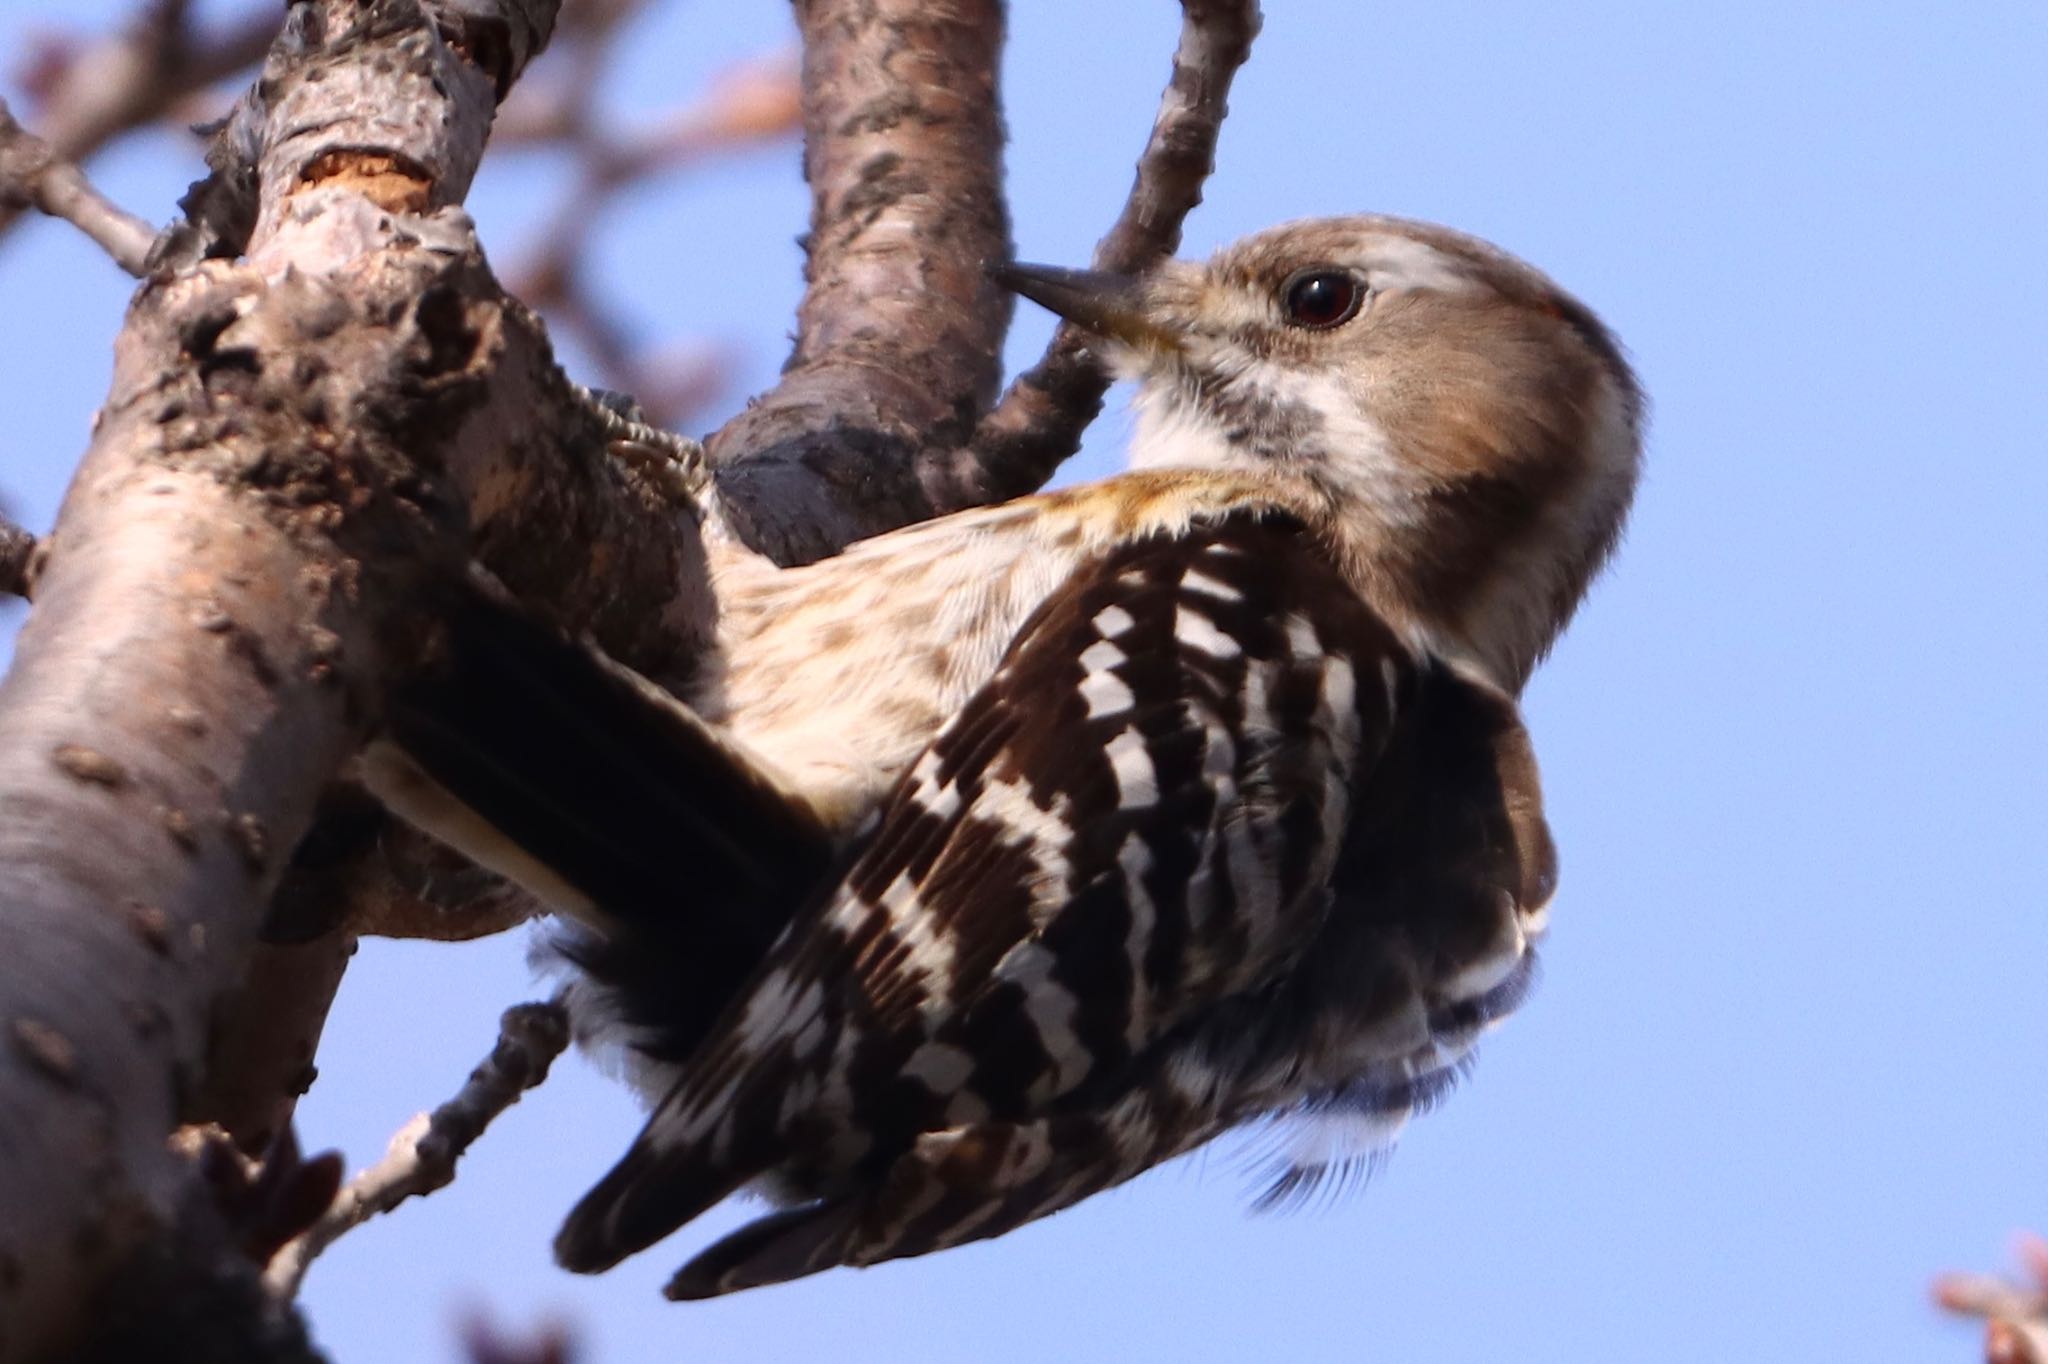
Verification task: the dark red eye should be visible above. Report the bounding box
[1281,269,1365,329]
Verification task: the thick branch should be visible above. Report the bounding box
[704,0,1012,565]
[949,0,1261,506]
[0,0,700,1352]
[0,96,157,273]
[183,6,754,1173]
[192,792,540,1158]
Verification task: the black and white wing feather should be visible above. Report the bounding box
[555,506,1439,1294]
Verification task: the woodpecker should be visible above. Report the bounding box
[368,214,1642,1298]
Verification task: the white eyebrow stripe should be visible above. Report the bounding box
[1361,236,1482,295]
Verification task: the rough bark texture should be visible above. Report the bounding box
[705,0,1261,565]
[0,278,402,1360]
[0,0,680,1354]
[705,0,1013,566]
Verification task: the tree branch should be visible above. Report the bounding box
[185,935,358,1159]
[948,0,1262,506]
[263,997,569,1299]
[701,0,1260,565]
[0,96,158,274]
[704,0,1012,565]
[191,789,542,1159]
[1938,1233,2048,1364]
[177,14,792,1177]
[0,0,695,1350]
[0,1,277,246]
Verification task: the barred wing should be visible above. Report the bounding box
[557,507,1417,1282]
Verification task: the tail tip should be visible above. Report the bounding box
[661,1200,860,1300]
[553,1215,629,1276]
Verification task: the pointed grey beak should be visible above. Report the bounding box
[993,262,1177,351]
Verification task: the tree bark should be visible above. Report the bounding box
[0,0,694,1353]
[705,0,1013,567]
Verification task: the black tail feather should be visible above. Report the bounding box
[554,1129,781,1277]
[663,1199,860,1299]
[382,587,836,1053]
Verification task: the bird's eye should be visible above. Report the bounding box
[1281,269,1365,330]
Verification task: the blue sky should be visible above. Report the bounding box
[3,1,2045,1359]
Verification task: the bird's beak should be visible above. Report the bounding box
[994,262,1180,353]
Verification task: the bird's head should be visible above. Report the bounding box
[999,214,1643,691]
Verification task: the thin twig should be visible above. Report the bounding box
[0,97,155,274]
[264,998,571,1298]
[0,1,277,245]
[952,0,1262,506]
[1936,1232,2048,1363]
